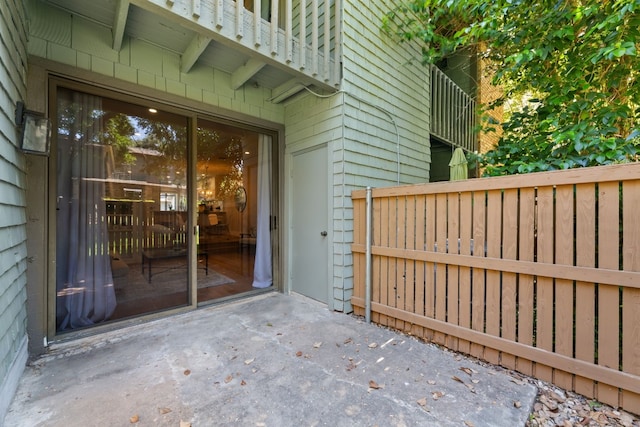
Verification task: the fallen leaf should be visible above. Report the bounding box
[180,422,191,427]
[129,414,139,423]
[459,367,473,376]
[244,358,255,365]
[183,369,191,376]
[464,421,475,427]
[313,342,322,348]
[465,383,476,393]
[369,380,382,389]
[224,374,233,383]
[296,351,303,357]
[368,343,378,349]
[241,380,247,386]
[471,379,480,384]
[452,376,464,383]
[427,380,436,385]
[158,407,172,414]
[417,397,428,407]
[344,338,353,344]
[432,391,445,400]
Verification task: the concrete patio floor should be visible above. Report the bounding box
[4,292,537,426]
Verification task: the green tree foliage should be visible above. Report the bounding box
[382,0,640,175]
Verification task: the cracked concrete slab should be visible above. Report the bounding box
[4,293,536,426]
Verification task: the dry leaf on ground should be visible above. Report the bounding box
[369,380,383,389]
[129,414,139,423]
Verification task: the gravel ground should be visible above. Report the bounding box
[523,378,640,427]
[436,345,640,427]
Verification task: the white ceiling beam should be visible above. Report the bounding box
[181,34,212,73]
[112,0,131,51]
[231,59,266,90]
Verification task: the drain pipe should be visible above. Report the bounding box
[365,186,372,324]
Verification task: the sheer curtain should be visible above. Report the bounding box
[56,91,117,330]
[252,134,272,288]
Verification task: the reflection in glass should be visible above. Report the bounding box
[55,87,188,330]
[54,85,273,332]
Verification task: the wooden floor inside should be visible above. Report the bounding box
[111,247,259,320]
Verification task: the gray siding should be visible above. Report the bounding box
[0,0,29,420]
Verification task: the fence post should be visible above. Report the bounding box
[365,186,372,324]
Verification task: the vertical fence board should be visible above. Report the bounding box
[414,195,427,338]
[484,190,501,365]
[379,197,390,326]
[622,180,640,409]
[404,195,416,332]
[447,192,460,350]
[554,185,575,390]
[353,197,365,316]
[434,193,448,345]
[597,181,621,407]
[389,196,400,330]
[371,197,381,323]
[425,194,436,342]
[470,190,486,359]
[501,188,518,370]
[574,183,596,398]
[517,187,536,376]
[458,192,472,354]
[536,186,554,382]
[395,196,406,332]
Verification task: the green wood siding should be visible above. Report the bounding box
[0,0,29,420]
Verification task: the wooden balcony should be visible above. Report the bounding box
[430,65,477,152]
[41,0,341,101]
[129,0,342,97]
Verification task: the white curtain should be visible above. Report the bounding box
[252,134,273,288]
[56,91,117,330]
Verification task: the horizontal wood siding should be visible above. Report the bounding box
[0,0,29,415]
[284,93,348,309]
[351,163,640,414]
[342,0,431,188]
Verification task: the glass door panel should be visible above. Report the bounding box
[195,121,271,301]
[55,86,189,331]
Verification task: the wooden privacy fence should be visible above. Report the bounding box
[351,163,640,413]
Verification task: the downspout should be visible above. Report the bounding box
[365,186,372,324]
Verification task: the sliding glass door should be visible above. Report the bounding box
[53,81,274,333]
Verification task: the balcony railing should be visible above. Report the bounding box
[430,65,477,152]
[134,0,341,91]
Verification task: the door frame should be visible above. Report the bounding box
[284,141,333,310]
[31,61,284,343]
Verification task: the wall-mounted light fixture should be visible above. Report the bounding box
[15,101,51,155]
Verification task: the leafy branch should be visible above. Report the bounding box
[383,0,640,175]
